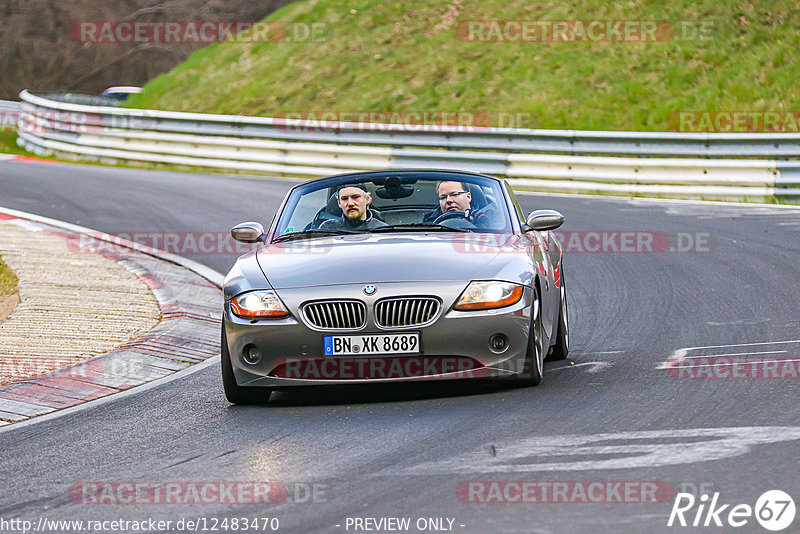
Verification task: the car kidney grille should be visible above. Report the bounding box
[375,297,440,328]
[304,300,366,329]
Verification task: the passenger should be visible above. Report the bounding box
[319,184,387,231]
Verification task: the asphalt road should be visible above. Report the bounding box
[2,160,800,534]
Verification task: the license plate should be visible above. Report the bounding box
[324,333,420,356]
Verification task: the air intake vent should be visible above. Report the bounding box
[375,297,440,328]
[303,300,366,329]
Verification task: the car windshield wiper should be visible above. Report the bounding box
[369,224,473,233]
[272,229,355,243]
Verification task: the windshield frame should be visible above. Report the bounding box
[269,170,519,243]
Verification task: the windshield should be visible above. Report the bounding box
[273,173,513,240]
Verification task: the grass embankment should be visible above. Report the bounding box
[0,130,30,156]
[0,256,17,296]
[126,0,800,131]
[0,254,19,322]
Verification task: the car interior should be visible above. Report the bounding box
[302,178,495,230]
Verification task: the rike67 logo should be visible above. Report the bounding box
[668,490,795,531]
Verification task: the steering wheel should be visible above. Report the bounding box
[433,211,476,229]
[434,211,468,224]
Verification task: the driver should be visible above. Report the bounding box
[437,180,472,214]
[434,181,501,229]
[319,184,387,231]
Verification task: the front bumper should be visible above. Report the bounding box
[223,281,533,387]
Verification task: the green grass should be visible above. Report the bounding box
[0,255,18,296]
[125,0,800,131]
[0,129,31,156]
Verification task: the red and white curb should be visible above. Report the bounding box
[0,154,66,164]
[0,207,223,427]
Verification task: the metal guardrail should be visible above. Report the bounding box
[1,100,20,134]
[15,90,800,202]
[0,100,20,111]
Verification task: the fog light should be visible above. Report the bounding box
[243,344,261,365]
[489,334,509,353]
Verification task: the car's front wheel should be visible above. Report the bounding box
[221,325,272,404]
[546,267,569,362]
[517,285,544,386]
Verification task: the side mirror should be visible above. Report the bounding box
[525,210,565,231]
[231,222,266,243]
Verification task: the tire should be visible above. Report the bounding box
[221,325,272,404]
[546,267,569,362]
[517,284,544,386]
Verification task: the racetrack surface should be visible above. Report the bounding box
[1,161,800,533]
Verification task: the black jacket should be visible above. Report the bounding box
[319,213,388,231]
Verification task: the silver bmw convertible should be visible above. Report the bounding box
[222,170,568,403]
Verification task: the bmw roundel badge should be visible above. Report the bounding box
[363,284,377,295]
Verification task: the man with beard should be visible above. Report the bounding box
[319,184,387,231]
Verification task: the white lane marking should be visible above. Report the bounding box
[0,154,18,161]
[400,426,800,473]
[549,361,614,374]
[0,355,221,435]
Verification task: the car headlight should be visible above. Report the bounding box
[231,290,290,319]
[454,281,524,311]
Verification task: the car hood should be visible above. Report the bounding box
[256,233,524,289]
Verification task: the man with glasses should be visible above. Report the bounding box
[437,181,473,214]
[433,180,501,229]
